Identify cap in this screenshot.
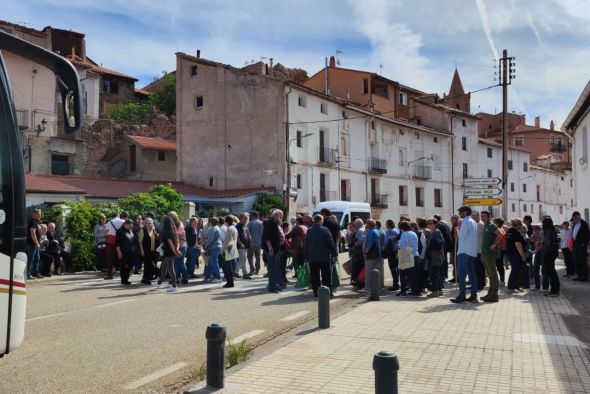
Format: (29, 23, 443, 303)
(458, 206, 472, 215)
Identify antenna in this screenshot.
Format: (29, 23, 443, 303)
(379, 64, 384, 74)
(335, 50, 342, 66)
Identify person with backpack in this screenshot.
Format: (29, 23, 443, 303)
(542, 216, 560, 296)
(105, 211, 127, 280)
(426, 218, 445, 298)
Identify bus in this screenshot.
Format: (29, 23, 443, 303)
(0, 30, 81, 357)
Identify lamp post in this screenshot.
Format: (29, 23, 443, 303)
(35, 118, 47, 137)
(286, 132, 313, 212)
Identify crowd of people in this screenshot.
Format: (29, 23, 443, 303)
(25, 205, 590, 302)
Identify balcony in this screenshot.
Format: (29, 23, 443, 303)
(340, 192, 351, 201)
(416, 200, 424, 207)
(550, 142, 566, 152)
(371, 194, 389, 209)
(413, 164, 432, 179)
(369, 157, 387, 174)
(15, 109, 29, 130)
(320, 189, 337, 202)
(318, 147, 337, 166)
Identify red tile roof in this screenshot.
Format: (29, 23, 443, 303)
(126, 135, 176, 151)
(25, 173, 273, 200)
(70, 59, 138, 81)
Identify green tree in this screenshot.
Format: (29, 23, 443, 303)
(252, 193, 287, 219)
(107, 101, 150, 123)
(149, 72, 176, 116)
(117, 184, 183, 219)
(65, 200, 101, 271)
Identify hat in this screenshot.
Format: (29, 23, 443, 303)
(571, 211, 581, 220)
(458, 206, 472, 215)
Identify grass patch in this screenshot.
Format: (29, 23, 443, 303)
(226, 340, 254, 368)
(196, 360, 207, 382)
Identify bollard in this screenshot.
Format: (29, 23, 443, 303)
(205, 323, 227, 389)
(318, 285, 331, 329)
(369, 269, 380, 301)
(373, 351, 399, 394)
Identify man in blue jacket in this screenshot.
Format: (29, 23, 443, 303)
(304, 215, 338, 297)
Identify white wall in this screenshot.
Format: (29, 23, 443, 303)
(571, 115, 590, 222)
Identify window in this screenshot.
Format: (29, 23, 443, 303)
(434, 137, 438, 143)
(415, 187, 424, 207)
(462, 163, 468, 178)
(51, 154, 70, 175)
(340, 136, 348, 156)
(523, 162, 528, 172)
(129, 146, 136, 171)
(209, 177, 214, 187)
(508, 160, 513, 170)
(296, 130, 302, 148)
(523, 183, 527, 193)
(320, 103, 327, 114)
(417, 119, 422, 126)
(102, 79, 119, 94)
(488, 124, 492, 130)
(515, 136, 524, 146)
(371, 121, 375, 130)
(362, 78, 369, 94)
(414, 131, 420, 140)
(462, 119, 466, 127)
(510, 183, 515, 192)
(434, 189, 442, 208)
(398, 149, 405, 166)
(531, 204, 534, 214)
(512, 203, 516, 212)
(523, 204, 527, 212)
(296, 174, 301, 189)
(158, 150, 165, 161)
(298, 95, 307, 107)
(195, 95, 204, 108)
(487, 169, 492, 178)
(583, 126, 588, 160)
(190, 65, 198, 76)
(398, 92, 408, 106)
(462, 136, 467, 151)
(487, 148, 492, 158)
(536, 185, 540, 201)
(399, 186, 408, 206)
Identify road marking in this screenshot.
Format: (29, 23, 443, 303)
(26, 312, 67, 322)
(95, 299, 137, 308)
(228, 329, 265, 345)
(124, 362, 187, 390)
(280, 311, 310, 321)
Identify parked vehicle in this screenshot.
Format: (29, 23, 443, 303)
(313, 201, 372, 252)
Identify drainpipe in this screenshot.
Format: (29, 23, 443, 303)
(285, 83, 292, 212)
(324, 57, 329, 94)
(450, 115, 457, 213)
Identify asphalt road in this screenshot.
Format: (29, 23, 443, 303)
(0, 254, 364, 393)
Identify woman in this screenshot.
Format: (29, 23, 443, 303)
(221, 215, 239, 288)
(157, 215, 182, 293)
(398, 221, 420, 296)
(506, 218, 528, 293)
(132, 215, 143, 275)
(560, 221, 575, 277)
(542, 217, 560, 296)
(384, 220, 400, 291)
(415, 219, 430, 292)
(286, 216, 307, 278)
(363, 219, 382, 292)
(236, 213, 252, 279)
(139, 218, 159, 285)
(169, 211, 189, 284)
(492, 217, 507, 283)
(93, 214, 107, 272)
(185, 217, 200, 279)
(426, 218, 445, 298)
(531, 225, 544, 290)
(349, 219, 366, 289)
(203, 217, 223, 284)
(115, 219, 135, 286)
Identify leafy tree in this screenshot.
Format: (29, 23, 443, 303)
(149, 72, 176, 116)
(117, 184, 183, 219)
(252, 193, 287, 219)
(107, 101, 150, 123)
(64, 200, 101, 271)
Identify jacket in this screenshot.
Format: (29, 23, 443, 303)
(573, 220, 590, 247)
(222, 225, 239, 261)
(304, 224, 337, 263)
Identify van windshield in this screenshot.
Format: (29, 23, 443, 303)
(312, 211, 343, 226)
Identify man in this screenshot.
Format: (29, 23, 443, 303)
(235, 213, 252, 279)
(105, 211, 127, 279)
(320, 208, 341, 246)
(434, 214, 452, 279)
(471, 210, 486, 291)
(247, 211, 264, 275)
(26, 209, 42, 280)
(571, 211, 589, 281)
(451, 206, 479, 304)
(46, 222, 72, 274)
(262, 209, 285, 293)
(303, 214, 313, 228)
(304, 215, 337, 297)
(480, 211, 499, 302)
(448, 215, 460, 282)
(185, 217, 200, 278)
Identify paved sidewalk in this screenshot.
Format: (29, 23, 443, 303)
(189, 282, 590, 393)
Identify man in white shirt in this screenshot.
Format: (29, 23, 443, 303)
(104, 211, 127, 279)
(451, 206, 479, 304)
(472, 210, 486, 291)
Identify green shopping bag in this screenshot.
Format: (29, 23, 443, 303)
(331, 262, 341, 288)
(296, 263, 310, 288)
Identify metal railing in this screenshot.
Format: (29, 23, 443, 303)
(320, 189, 337, 202)
(413, 164, 432, 179)
(371, 194, 389, 209)
(340, 193, 351, 201)
(369, 157, 387, 174)
(550, 142, 566, 152)
(15, 108, 29, 129)
(318, 147, 336, 165)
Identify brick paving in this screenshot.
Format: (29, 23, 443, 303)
(190, 283, 590, 393)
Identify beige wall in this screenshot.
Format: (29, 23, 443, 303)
(130, 147, 176, 181)
(176, 54, 286, 192)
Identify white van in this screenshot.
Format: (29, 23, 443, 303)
(312, 201, 372, 252)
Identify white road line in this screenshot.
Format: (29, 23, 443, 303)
(95, 299, 137, 308)
(124, 362, 187, 390)
(280, 310, 310, 322)
(228, 329, 265, 345)
(26, 312, 67, 322)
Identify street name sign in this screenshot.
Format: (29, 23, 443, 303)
(463, 177, 503, 187)
(464, 188, 503, 197)
(463, 198, 503, 206)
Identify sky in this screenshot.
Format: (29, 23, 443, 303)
(3, 0, 590, 128)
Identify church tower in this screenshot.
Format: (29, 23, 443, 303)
(444, 69, 471, 113)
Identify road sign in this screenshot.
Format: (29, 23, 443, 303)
(463, 177, 503, 187)
(463, 198, 503, 206)
(463, 188, 503, 197)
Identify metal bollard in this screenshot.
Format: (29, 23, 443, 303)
(318, 285, 330, 329)
(373, 351, 399, 394)
(205, 323, 227, 389)
(369, 269, 380, 301)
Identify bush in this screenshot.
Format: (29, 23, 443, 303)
(65, 200, 101, 271)
(149, 72, 176, 116)
(117, 184, 183, 219)
(253, 193, 287, 219)
(107, 101, 150, 123)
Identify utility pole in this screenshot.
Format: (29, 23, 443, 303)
(499, 49, 515, 220)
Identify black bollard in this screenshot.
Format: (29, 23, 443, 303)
(373, 351, 399, 394)
(369, 269, 380, 301)
(318, 285, 330, 329)
(206, 323, 227, 389)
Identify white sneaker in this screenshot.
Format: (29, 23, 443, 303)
(167, 287, 178, 293)
(211, 279, 222, 284)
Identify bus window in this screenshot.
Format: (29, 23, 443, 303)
(351, 211, 371, 222)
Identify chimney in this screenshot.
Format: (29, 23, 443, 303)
(196, 49, 201, 58)
(329, 56, 336, 68)
(534, 116, 540, 128)
(269, 58, 273, 76)
(550, 120, 554, 131)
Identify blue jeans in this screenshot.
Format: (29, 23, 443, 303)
(204, 247, 221, 280)
(265, 252, 281, 291)
(26, 245, 40, 277)
(174, 246, 188, 279)
(457, 253, 477, 298)
(429, 264, 443, 292)
(533, 251, 545, 289)
(186, 247, 200, 275)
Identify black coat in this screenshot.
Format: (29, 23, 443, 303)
(573, 220, 590, 247)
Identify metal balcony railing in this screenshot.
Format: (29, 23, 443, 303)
(550, 142, 566, 152)
(320, 189, 337, 202)
(318, 147, 336, 165)
(371, 194, 388, 209)
(413, 164, 432, 179)
(340, 193, 351, 202)
(369, 157, 387, 174)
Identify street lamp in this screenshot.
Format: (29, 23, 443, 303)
(286, 132, 313, 207)
(406, 154, 434, 166)
(35, 118, 47, 137)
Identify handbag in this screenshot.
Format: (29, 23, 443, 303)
(567, 236, 574, 252)
(331, 262, 341, 288)
(342, 260, 352, 275)
(398, 247, 415, 270)
(296, 263, 310, 288)
(156, 244, 164, 257)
